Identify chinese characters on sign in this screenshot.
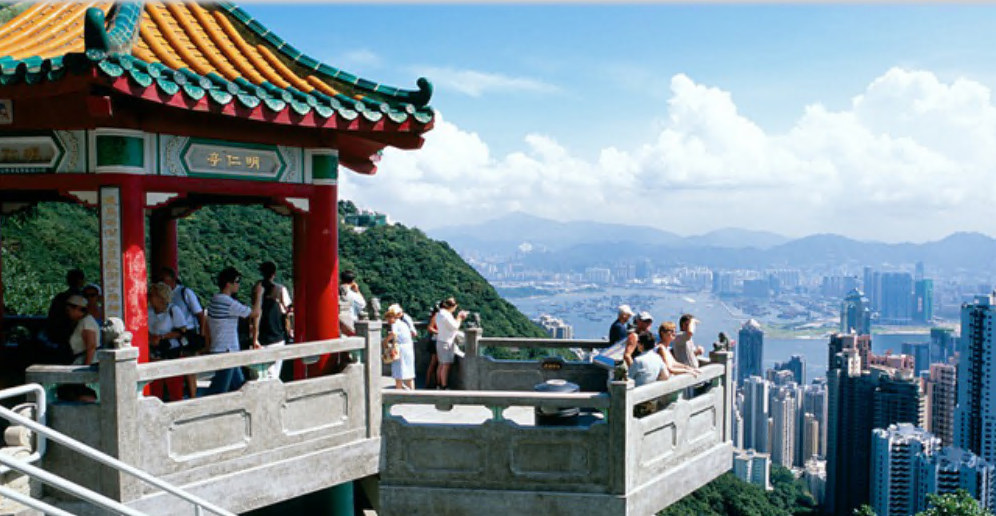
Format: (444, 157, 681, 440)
(0, 136, 59, 173)
(100, 187, 124, 320)
(185, 142, 280, 179)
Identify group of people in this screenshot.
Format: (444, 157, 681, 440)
(610, 305, 706, 387)
(44, 261, 295, 402)
(383, 296, 468, 391)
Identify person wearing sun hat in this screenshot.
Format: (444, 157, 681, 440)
(385, 303, 416, 391)
(609, 304, 635, 346)
(56, 294, 100, 402)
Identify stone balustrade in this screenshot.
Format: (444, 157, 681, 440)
(23, 321, 383, 515)
(380, 338, 734, 516)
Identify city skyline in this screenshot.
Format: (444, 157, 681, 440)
(243, 4, 996, 242)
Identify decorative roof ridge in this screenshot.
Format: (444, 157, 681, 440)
(106, 2, 145, 53)
(214, 2, 433, 109)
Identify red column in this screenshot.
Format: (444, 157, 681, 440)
(149, 210, 178, 277)
(305, 184, 339, 376)
(292, 211, 308, 380)
(119, 177, 149, 363)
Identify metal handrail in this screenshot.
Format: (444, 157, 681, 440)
(0, 384, 235, 516)
(0, 382, 46, 474)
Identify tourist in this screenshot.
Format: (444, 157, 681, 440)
(251, 261, 293, 381)
(46, 268, 86, 346)
(339, 270, 366, 336)
(657, 322, 702, 379)
(622, 311, 656, 367)
(629, 331, 666, 387)
(423, 303, 441, 389)
(385, 304, 416, 390)
(672, 314, 705, 368)
(148, 282, 187, 401)
(82, 284, 104, 326)
(160, 267, 206, 398)
(204, 267, 262, 395)
(435, 297, 467, 390)
(57, 294, 99, 402)
(609, 304, 634, 346)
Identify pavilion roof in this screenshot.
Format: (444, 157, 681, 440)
(0, 2, 434, 172)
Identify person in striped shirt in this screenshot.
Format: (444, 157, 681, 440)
(204, 267, 262, 395)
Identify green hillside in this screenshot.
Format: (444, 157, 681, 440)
(659, 466, 818, 516)
(0, 201, 546, 340)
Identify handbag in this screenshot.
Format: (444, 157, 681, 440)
(382, 333, 399, 364)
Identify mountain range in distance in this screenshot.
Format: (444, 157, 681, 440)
(426, 212, 996, 275)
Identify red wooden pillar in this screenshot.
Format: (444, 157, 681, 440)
(149, 210, 178, 277)
(292, 211, 308, 379)
(305, 184, 339, 376)
(100, 177, 149, 363)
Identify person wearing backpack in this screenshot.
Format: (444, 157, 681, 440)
(250, 261, 293, 381)
(160, 267, 206, 398)
(148, 282, 189, 401)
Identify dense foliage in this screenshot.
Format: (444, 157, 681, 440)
(1, 201, 545, 340)
(659, 466, 818, 516)
(856, 490, 993, 516)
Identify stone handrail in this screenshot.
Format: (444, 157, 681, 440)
(21, 365, 99, 386)
(384, 389, 611, 410)
(136, 338, 364, 382)
(25, 322, 385, 514)
(380, 349, 733, 513)
(477, 337, 607, 350)
(628, 362, 725, 406)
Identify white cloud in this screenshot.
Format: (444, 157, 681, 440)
(410, 66, 559, 97)
(341, 67, 996, 243)
(337, 49, 382, 69)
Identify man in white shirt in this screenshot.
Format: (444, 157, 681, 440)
(339, 270, 366, 336)
(205, 267, 261, 395)
(672, 314, 705, 368)
(160, 267, 205, 333)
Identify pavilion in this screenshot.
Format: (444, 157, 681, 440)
(0, 1, 435, 369)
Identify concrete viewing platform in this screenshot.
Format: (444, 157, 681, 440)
(2, 322, 733, 516)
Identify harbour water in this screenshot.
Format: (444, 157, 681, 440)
(508, 287, 933, 384)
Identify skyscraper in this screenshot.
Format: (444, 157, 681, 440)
(870, 424, 941, 516)
(829, 333, 871, 372)
(927, 363, 958, 448)
(802, 413, 820, 465)
(917, 447, 996, 512)
(803, 381, 829, 458)
(732, 449, 773, 491)
(770, 385, 797, 468)
(955, 293, 996, 464)
(880, 272, 914, 325)
(841, 288, 872, 335)
(915, 279, 934, 324)
(774, 354, 806, 386)
(737, 320, 764, 385)
(902, 341, 931, 376)
(826, 350, 926, 515)
(930, 328, 957, 364)
(743, 376, 770, 453)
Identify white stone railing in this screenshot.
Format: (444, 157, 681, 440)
(460, 329, 612, 391)
(380, 350, 733, 515)
(24, 321, 384, 514)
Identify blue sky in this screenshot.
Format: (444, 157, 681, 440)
(247, 4, 996, 242)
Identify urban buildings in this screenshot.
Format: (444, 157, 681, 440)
(828, 333, 871, 372)
(826, 349, 926, 515)
(917, 447, 995, 512)
(880, 272, 914, 325)
(737, 319, 764, 385)
(930, 327, 957, 364)
(841, 288, 872, 335)
(732, 449, 773, 491)
(915, 279, 934, 324)
(770, 385, 798, 468)
(955, 293, 996, 464)
(532, 314, 574, 339)
(902, 341, 931, 376)
(870, 424, 940, 516)
(774, 354, 806, 386)
(803, 381, 829, 459)
(743, 376, 770, 454)
(805, 459, 827, 506)
(926, 363, 958, 447)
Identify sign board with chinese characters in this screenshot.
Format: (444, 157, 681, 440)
(0, 135, 62, 173)
(99, 187, 124, 320)
(181, 138, 286, 181)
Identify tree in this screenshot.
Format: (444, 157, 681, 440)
(918, 490, 993, 516)
(854, 505, 878, 516)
